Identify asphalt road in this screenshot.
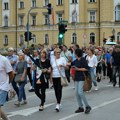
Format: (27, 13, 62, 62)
(3, 78, 120, 120)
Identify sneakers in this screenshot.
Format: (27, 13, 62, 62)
(39, 105, 44, 111)
(55, 104, 60, 112)
(29, 88, 35, 92)
(94, 86, 98, 91)
(21, 100, 27, 105)
(14, 101, 20, 107)
(85, 106, 92, 114)
(14, 100, 27, 106)
(75, 107, 84, 113)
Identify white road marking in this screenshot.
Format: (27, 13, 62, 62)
(59, 97, 120, 120)
(7, 103, 54, 117)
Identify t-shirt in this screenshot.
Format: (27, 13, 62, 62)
(0, 55, 13, 91)
(71, 57, 89, 81)
(61, 50, 72, 62)
(105, 53, 111, 64)
(51, 57, 67, 78)
(16, 61, 27, 82)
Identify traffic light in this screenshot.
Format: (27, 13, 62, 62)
(24, 32, 32, 41)
(47, 3, 52, 15)
(110, 35, 115, 42)
(103, 38, 107, 44)
(58, 24, 67, 34)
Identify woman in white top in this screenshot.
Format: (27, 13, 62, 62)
(86, 47, 98, 90)
(51, 48, 68, 112)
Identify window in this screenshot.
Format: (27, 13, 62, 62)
(32, 16, 36, 25)
(90, 33, 95, 44)
(19, 16, 24, 26)
(32, 0, 36, 7)
(89, 11, 96, 22)
(4, 2, 9, 10)
(45, 0, 49, 6)
(115, 5, 120, 21)
(45, 34, 49, 45)
(71, 0, 77, 4)
(58, 0, 63, 5)
(19, 35, 24, 44)
(117, 32, 120, 44)
(44, 15, 49, 25)
(4, 16, 8, 27)
(72, 33, 77, 44)
(57, 13, 62, 22)
(89, 0, 96, 2)
(4, 35, 8, 45)
(19, 1, 24, 9)
(32, 34, 36, 43)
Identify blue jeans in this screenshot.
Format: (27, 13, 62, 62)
(75, 81, 89, 108)
(89, 67, 97, 86)
(18, 82, 26, 102)
(0, 90, 7, 106)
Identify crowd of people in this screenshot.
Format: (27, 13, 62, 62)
(0, 43, 120, 120)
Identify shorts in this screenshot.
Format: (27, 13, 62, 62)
(0, 90, 8, 106)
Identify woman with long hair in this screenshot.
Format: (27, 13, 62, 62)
(32, 49, 51, 111)
(86, 47, 98, 91)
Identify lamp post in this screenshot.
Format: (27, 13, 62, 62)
(26, 6, 52, 47)
(15, 0, 18, 53)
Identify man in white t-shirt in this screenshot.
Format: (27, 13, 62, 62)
(0, 54, 14, 120)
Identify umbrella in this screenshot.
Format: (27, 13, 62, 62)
(105, 41, 117, 45)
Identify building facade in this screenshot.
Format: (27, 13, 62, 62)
(0, 0, 120, 49)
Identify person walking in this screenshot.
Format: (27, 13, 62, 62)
(0, 53, 14, 120)
(51, 48, 68, 112)
(32, 49, 51, 111)
(86, 47, 98, 91)
(71, 49, 91, 114)
(111, 45, 120, 87)
(6, 47, 19, 98)
(14, 51, 27, 107)
(105, 48, 113, 83)
(61, 45, 72, 83)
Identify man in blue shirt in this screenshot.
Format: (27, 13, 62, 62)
(105, 48, 113, 83)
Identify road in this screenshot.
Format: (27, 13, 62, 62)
(3, 78, 120, 120)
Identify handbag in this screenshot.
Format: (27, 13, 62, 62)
(83, 72, 92, 91)
(14, 74, 24, 83)
(55, 59, 69, 87)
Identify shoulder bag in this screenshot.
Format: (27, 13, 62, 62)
(15, 73, 24, 83)
(83, 72, 92, 91)
(55, 59, 68, 87)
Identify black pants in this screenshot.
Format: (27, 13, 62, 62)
(107, 63, 113, 82)
(52, 77, 62, 104)
(65, 68, 70, 83)
(102, 64, 106, 76)
(27, 67, 32, 87)
(34, 83, 46, 106)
